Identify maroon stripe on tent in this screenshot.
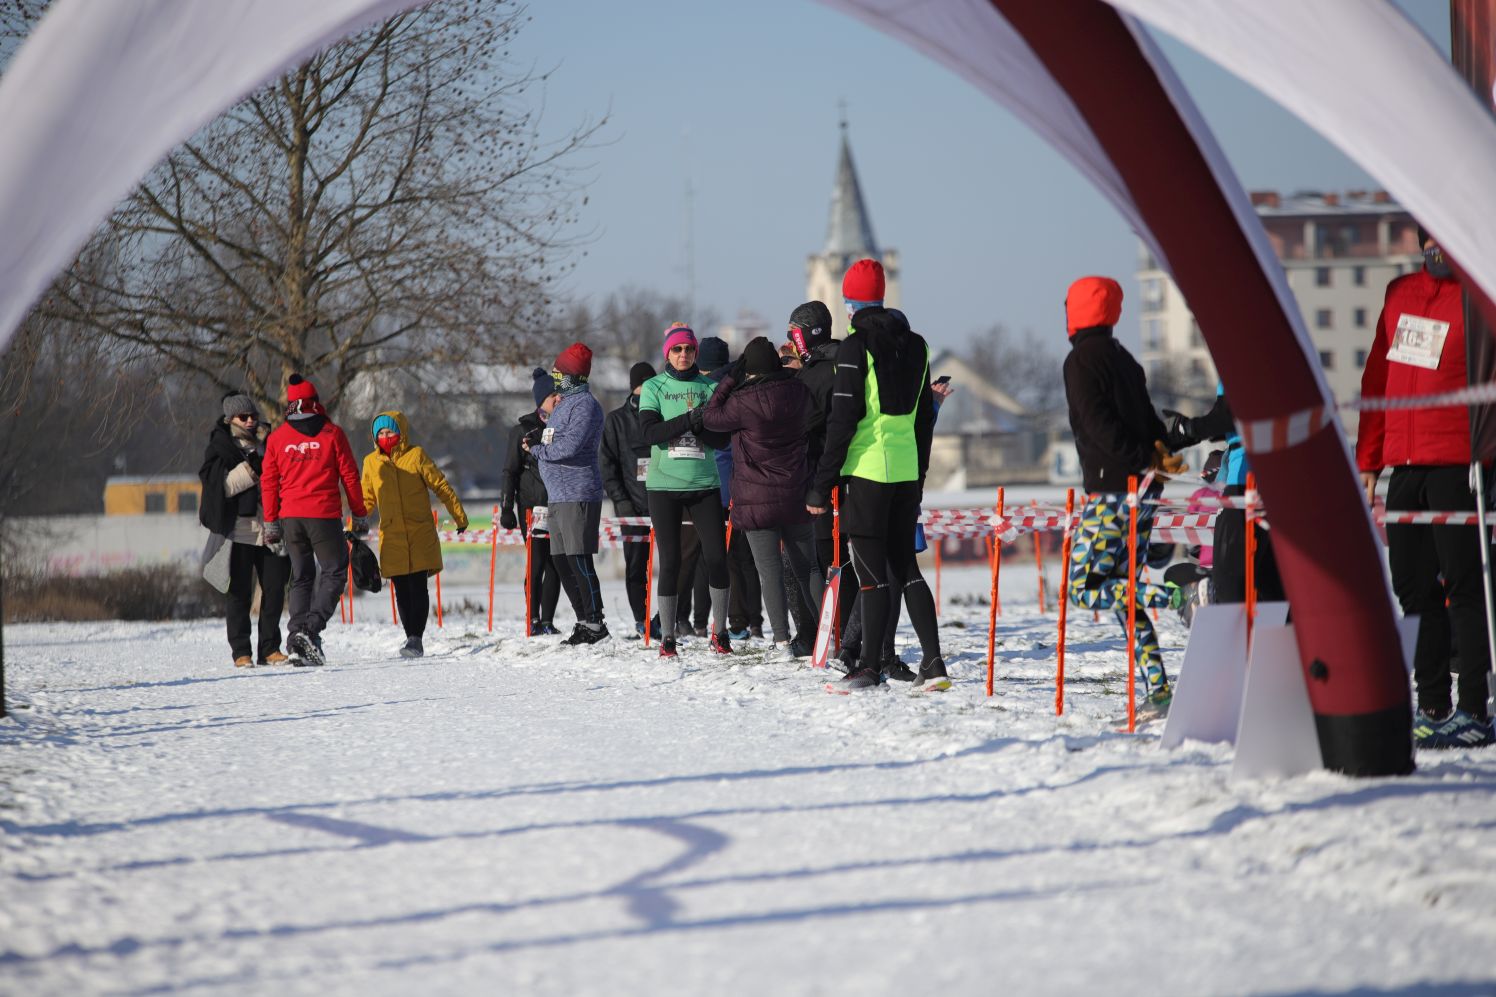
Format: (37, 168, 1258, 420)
(992, 0, 1411, 773)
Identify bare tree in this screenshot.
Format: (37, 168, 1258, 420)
(37, 0, 602, 419)
(966, 323, 1067, 417)
(580, 286, 722, 363)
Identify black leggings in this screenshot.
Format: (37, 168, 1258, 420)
(391, 571, 430, 638)
(649, 489, 729, 594)
(553, 553, 605, 625)
(524, 526, 561, 625)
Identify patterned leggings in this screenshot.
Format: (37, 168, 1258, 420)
(1066, 492, 1172, 691)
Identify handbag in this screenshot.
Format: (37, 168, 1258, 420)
(346, 531, 383, 593)
(202, 533, 232, 594)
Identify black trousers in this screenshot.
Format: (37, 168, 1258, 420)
(523, 517, 561, 625)
(649, 489, 729, 596)
(727, 519, 763, 631)
(391, 571, 430, 638)
(553, 552, 605, 625)
(1387, 464, 1494, 718)
(621, 525, 650, 624)
(282, 517, 348, 637)
(1211, 506, 1285, 605)
(226, 541, 290, 660)
(841, 478, 940, 670)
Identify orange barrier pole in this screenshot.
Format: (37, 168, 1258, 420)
(432, 509, 443, 629)
(725, 500, 733, 551)
(994, 488, 1005, 618)
(524, 509, 534, 637)
(986, 490, 1004, 697)
(390, 585, 398, 625)
(934, 539, 942, 617)
(487, 505, 498, 633)
(1032, 499, 1046, 614)
(644, 527, 655, 648)
(1245, 472, 1258, 650)
(832, 487, 842, 653)
(1125, 475, 1139, 733)
(1056, 488, 1075, 715)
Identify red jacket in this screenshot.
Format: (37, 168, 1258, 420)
(1356, 269, 1470, 471)
(262, 419, 367, 522)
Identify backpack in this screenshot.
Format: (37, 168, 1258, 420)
(346, 531, 382, 593)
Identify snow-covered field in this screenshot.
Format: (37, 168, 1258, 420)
(3, 566, 1496, 996)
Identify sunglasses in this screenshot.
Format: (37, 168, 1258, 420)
(669, 344, 696, 354)
(232, 413, 258, 422)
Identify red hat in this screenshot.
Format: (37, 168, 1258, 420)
(1065, 276, 1123, 335)
(554, 341, 593, 377)
(842, 258, 886, 305)
(286, 373, 318, 402)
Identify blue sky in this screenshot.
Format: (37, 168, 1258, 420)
(520, 1, 1450, 355)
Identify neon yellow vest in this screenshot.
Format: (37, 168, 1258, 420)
(841, 345, 927, 483)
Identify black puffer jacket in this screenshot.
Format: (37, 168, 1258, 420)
(796, 338, 840, 482)
(600, 394, 650, 515)
(501, 411, 549, 515)
(1062, 325, 1167, 493)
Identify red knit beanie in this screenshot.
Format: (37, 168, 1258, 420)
(1065, 276, 1124, 335)
(842, 258, 885, 305)
(286, 374, 318, 402)
(554, 341, 593, 377)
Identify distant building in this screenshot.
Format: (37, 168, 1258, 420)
(805, 118, 900, 338)
(925, 350, 1049, 488)
(104, 474, 200, 516)
(1137, 189, 1422, 434)
(716, 309, 769, 353)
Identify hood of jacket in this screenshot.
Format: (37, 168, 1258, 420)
(369, 410, 412, 457)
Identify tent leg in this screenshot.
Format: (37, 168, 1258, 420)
(1472, 463, 1496, 694)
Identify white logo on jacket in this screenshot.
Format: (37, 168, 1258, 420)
(283, 440, 322, 455)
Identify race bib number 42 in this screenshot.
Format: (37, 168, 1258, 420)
(668, 433, 706, 460)
(1387, 314, 1451, 370)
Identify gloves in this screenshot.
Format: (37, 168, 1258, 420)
(1161, 409, 1198, 453)
(522, 427, 543, 449)
(687, 406, 706, 434)
(614, 500, 636, 518)
(350, 515, 370, 535)
(262, 520, 282, 545)
(500, 508, 518, 531)
(1150, 440, 1188, 477)
(456, 519, 468, 534)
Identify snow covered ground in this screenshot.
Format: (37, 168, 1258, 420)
(3, 565, 1496, 996)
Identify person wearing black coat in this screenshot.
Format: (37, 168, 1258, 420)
(501, 370, 562, 635)
(198, 391, 290, 667)
(601, 361, 658, 636)
(1061, 276, 1183, 708)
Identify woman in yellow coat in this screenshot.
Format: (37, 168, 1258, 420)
(361, 411, 468, 658)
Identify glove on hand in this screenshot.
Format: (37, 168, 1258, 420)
(350, 515, 370, 535)
(456, 519, 468, 534)
(500, 508, 518, 531)
(1150, 440, 1188, 477)
(687, 406, 706, 434)
(1161, 409, 1198, 453)
(262, 520, 282, 545)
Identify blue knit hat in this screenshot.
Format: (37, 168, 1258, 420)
(372, 414, 399, 437)
(531, 367, 552, 408)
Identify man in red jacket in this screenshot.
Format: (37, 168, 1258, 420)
(1358, 227, 1493, 749)
(260, 374, 368, 666)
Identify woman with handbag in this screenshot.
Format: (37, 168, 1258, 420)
(360, 410, 468, 658)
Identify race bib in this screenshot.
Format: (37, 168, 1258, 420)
(668, 433, 705, 460)
(1386, 314, 1451, 370)
(541, 427, 555, 445)
(636, 457, 650, 481)
(530, 506, 548, 532)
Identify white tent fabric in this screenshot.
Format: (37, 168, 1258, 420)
(0, 0, 424, 354)
(1110, 0, 1496, 320)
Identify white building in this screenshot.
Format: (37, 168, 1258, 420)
(1137, 189, 1423, 435)
(805, 119, 899, 339)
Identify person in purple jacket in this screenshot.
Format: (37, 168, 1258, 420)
(525, 341, 609, 645)
(702, 337, 823, 658)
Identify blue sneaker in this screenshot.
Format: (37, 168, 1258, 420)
(728, 627, 751, 641)
(1416, 710, 1495, 750)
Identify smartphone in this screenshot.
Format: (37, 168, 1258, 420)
(933, 375, 952, 386)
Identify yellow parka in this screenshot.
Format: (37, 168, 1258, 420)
(360, 410, 468, 578)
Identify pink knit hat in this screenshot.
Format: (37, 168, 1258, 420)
(662, 322, 698, 358)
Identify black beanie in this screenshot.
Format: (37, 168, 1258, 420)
(531, 367, 552, 409)
(629, 361, 656, 391)
(742, 337, 779, 377)
(698, 336, 730, 371)
(787, 301, 833, 357)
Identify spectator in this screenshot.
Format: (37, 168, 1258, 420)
(501, 370, 562, 636)
(601, 360, 659, 638)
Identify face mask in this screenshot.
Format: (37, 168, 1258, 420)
(1425, 246, 1454, 279)
(377, 433, 401, 454)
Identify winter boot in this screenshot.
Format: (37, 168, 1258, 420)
(260, 651, 289, 666)
(233, 655, 253, 668)
(400, 636, 424, 659)
(289, 631, 325, 667)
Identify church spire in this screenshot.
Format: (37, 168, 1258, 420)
(823, 112, 879, 260)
